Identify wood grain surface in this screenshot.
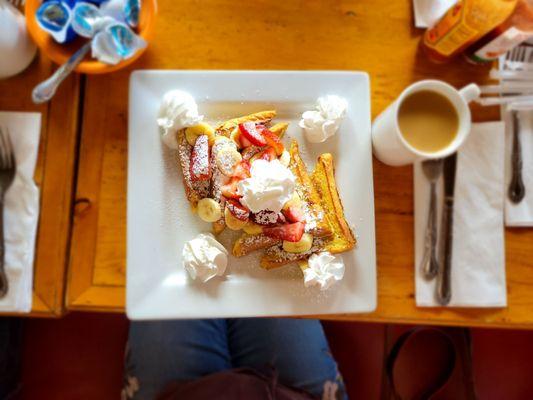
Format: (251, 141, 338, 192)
(0, 54, 80, 316)
(68, 0, 533, 328)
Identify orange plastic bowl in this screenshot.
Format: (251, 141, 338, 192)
(25, 0, 157, 74)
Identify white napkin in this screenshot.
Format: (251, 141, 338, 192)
(0, 112, 41, 313)
(413, 0, 455, 28)
(504, 110, 533, 227)
(414, 122, 507, 307)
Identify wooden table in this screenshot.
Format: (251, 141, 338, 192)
(66, 0, 533, 328)
(0, 55, 79, 316)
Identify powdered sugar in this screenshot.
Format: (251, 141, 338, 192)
(252, 210, 279, 225)
(190, 134, 210, 179)
(265, 237, 326, 263)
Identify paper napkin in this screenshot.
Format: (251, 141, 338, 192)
(0, 112, 41, 313)
(504, 110, 533, 227)
(414, 122, 507, 307)
(413, 0, 455, 28)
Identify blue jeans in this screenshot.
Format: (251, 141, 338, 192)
(122, 318, 347, 400)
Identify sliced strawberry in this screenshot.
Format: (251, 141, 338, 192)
(232, 160, 251, 179)
(282, 204, 305, 223)
(277, 212, 287, 224)
(189, 134, 211, 181)
(263, 222, 306, 242)
(251, 147, 277, 163)
(239, 122, 267, 146)
(252, 210, 280, 226)
(226, 199, 250, 221)
(258, 127, 284, 155)
(221, 177, 241, 199)
(239, 135, 253, 148)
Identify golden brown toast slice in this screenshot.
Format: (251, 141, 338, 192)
(311, 153, 356, 253)
(215, 110, 277, 138)
(176, 130, 210, 209)
(269, 122, 289, 138)
(288, 141, 332, 238)
(260, 237, 328, 270)
(259, 153, 355, 270)
(231, 140, 331, 257)
(233, 234, 280, 257)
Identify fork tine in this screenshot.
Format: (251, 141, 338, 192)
(0, 127, 12, 170)
(0, 128, 6, 169)
(1, 130, 7, 170)
(6, 128, 14, 168)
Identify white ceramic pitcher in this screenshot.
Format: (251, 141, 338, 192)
(0, 0, 37, 79)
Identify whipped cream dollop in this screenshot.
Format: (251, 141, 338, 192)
(182, 233, 228, 283)
(303, 252, 345, 290)
(157, 90, 203, 149)
(238, 159, 295, 213)
(299, 95, 347, 143)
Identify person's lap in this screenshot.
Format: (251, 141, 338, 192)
(123, 318, 346, 400)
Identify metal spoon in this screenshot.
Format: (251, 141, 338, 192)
(32, 41, 91, 104)
(420, 158, 443, 280)
(32, 4, 101, 104)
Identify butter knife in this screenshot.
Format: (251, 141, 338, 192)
(436, 153, 457, 306)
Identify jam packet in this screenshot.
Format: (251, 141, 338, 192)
(91, 22, 146, 65)
(36, 0, 76, 43)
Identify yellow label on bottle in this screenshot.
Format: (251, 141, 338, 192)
(424, 0, 518, 57)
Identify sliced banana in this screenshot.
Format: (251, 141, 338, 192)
(282, 191, 302, 211)
(229, 127, 242, 149)
(283, 233, 313, 253)
(197, 198, 222, 222)
(243, 221, 263, 235)
(279, 150, 290, 167)
(216, 147, 242, 176)
(224, 207, 247, 230)
(185, 122, 215, 146)
(214, 136, 236, 149)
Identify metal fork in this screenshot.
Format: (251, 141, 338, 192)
(420, 159, 443, 280)
(0, 127, 16, 298)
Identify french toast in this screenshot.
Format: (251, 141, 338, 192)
(215, 110, 277, 138)
(212, 120, 288, 235)
(232, 140, 332, 257)
(311, 153, 356, 253)
(259, 152, 355, 270)
(176, 130, 210, 209)
(174, 108, 355, 274)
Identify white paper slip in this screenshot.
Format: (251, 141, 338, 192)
(414, 122, 507, 307)
(504, 110, 533, 227)
(413, 0, 455, 28)
(0, 112, 41, 313)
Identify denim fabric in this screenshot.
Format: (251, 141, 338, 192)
(122, 318, 347, 400)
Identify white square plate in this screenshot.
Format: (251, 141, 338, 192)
(127, 71, 376, 319)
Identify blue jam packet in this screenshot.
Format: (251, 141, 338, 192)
(91, 22, 146, 64)
(124, 0, 140, 28)
(36, 0, 77, 43)
(106, 22, 145, 58)
(71, 2, 102, 38)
